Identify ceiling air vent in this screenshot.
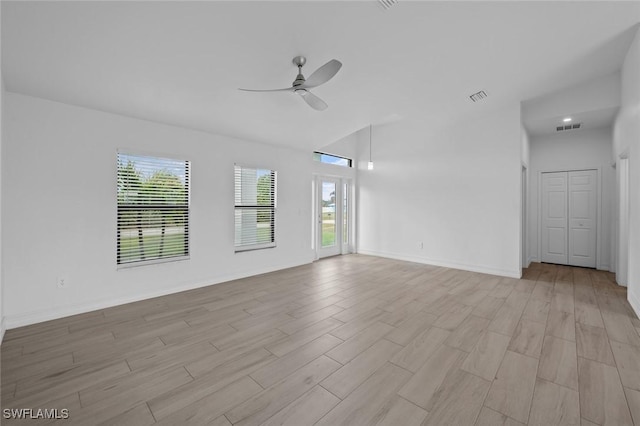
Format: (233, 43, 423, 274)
(469, 90, 488, 102)
(379, 0, 398, 10)
(556, 123, 582, 132)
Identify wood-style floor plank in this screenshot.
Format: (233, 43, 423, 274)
(527, 378, 580, 426)
(321, 339, 402, 399)
(1, 256, 637, 425)
(508, 319, 545, 359)
(576, 322, 615, 366)
(475, 406, 525, 426)
(389, 326, 450, 372)
(226, 355, 340, 426)
(538, 335, 578, 391)
(461, 330, 511, 381)
(484, 350, 538, 424)
(397, 343, 467, 410)
(422, 369, 491, 426)
(315, 363, 412, 426)
(610, 341, 640, 391)
(259, 386, 340, 426)
(578, 357, 633, 425)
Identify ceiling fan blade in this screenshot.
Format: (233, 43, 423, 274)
(299, 91, 328, 111)
(300, 59, 342, 88)
(238, 87, 292, 92)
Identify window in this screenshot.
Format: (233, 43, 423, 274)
(235, 165, 276, 251)
(313, 151, 352, 167)
(117, 152, 190, 266)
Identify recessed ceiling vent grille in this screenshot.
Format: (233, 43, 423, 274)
(556, 123, 582, 132)
(469, 90, 488, 102)
(378, 0, 398, 10)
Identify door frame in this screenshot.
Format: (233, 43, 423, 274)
(616, 154, 629, 286)
(536, 166, 602, 268)
(314, 175, 353, 259)
(521, 164, 528, 270)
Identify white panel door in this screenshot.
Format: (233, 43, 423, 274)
(541, 172, 568, 264)
(568, 170, 597, 268)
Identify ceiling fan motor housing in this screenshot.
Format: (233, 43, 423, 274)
(292, 74, 306, 87)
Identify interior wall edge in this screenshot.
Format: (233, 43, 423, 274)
(356, 249, 522, 279)
(4, 255, 313, 330)
(628, 287, 640, 319)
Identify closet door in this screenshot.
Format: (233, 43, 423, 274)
(568, 170, 597, 268)
(541, 172, 568, 264)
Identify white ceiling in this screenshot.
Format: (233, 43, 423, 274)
(522, 71, 623, 138)
(3, 1, 639, 151)
(525, 106, 620, 138)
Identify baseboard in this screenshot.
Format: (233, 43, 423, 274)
(357, 249, 521, 279)
(628, 288, 640, 319)
(597, 263, 611, 272)
(0, 317, 6, 345)
(5, 257, 314, 330)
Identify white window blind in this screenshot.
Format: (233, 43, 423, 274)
(234, 165, 276, 251)
(117, 152, 190, 266)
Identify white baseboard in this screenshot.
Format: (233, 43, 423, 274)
(5, 257, 314, 330)
(629, 288, 640, 319)
(0, 317, 5, 345)
(597, 263, 611, 272)
(357, 249, 521, 279)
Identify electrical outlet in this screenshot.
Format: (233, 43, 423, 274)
(57, 277, 68, 288)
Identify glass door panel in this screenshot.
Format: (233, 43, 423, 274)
(343, 182, 349, 245)
(317, 177, 341, 258)
(321, 181, 337, 247)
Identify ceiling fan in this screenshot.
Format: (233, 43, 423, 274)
(239, 56, 342, 111)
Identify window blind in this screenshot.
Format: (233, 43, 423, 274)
(234, 165, 276, 251)
(117, 152, 190, 265)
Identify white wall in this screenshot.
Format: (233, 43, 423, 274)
(357, 103, 523, 278)
(317, 129, 361, 168)
(312, 130, 359, 180)
(2, 92, 315, 328)
(613, 26, 640, 317)
(528, 127, 614, 270)
(0, 2, 4, 342)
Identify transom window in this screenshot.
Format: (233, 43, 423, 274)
(313, 152, 352, 168)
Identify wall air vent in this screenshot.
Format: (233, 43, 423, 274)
(469, 90, 488, 102)
(556, 123, 582, 132)
(379, 0, 398, 10)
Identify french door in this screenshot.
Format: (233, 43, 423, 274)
(316, 177, 350, 258)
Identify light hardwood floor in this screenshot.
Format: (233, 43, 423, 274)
(2, 255, 639, 425)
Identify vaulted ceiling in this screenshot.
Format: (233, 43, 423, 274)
(3, 1, 639, 150)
